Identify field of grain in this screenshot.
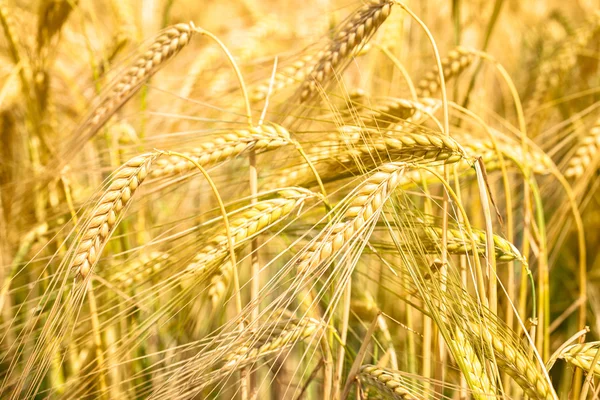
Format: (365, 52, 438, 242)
(1, 0, 600, 398)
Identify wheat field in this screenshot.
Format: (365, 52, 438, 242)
(1, 0, 600, 398)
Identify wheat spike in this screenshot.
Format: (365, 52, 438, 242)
(359, 365, 420, 399)
(452, 327, 497, 399)
(223, 317, 320, 368)
(111, 251, 170, 286)
(71, 153, 158, 280)
(266, 127, 465, 192)
(297, 162, 405, 272)
(469, 323, 557, 400)
(150, 123, 291, 179)
(560, 341, 600, 376)
(300, 0, 393, 101)
(416, 47, 476, 98)
(182, 188, 317, 302)
(565, 119, 600, 178)
(61, 23, 194, 166)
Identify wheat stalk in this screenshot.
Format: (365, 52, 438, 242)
(150, 123, 291, 179)
(416, 47, 476, 98)
(300, 0, 393, 101)
(358, 365, 420, 399)
(71, 153, 158, 280)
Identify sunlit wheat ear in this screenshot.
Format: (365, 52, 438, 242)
(456, 131, 553, 175)
(251, 45, 371, 102)
(559, 342, 600, 376)
(223, 317, 321, 369)
(297, 162, 405, 272)
(416, 47, 477, 98)
(564, 119, 600, 178)
(358, 365, 420, 399)
(300, 0, 393, 102)
(65, 23, 194, 156)
(36, 0, 75, 51)
(525, 11, 600, 117)
(111, 251, 170, 286)
(150, 123, 291, 179)
(70, 153, 158, 280)
(452, 328, 497, 399)
(182, 188, 318, 297)
(265, 127, 465, 191)
(469, 323, 557, 400)
(420, 224, 523, 262)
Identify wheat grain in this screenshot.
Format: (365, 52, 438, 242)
(300, 0, 393, 101)
(150, 123, 291, 179)
(358, 365, 420, 399)
(71, 153, 158, 280)
(416, 47, 476, 98)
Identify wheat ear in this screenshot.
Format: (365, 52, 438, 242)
(300, 0, 393, 101)
(470, 323, 557, 400)
(560, 342, 600, 376)
(64, 23, 194, 161)
(565, 119, 600, 178)
(452, 328, 497, 399)
(223, 317, 321, 369)
(111, 251, 170, 286)
(297, 162, 405, 272)
(182, 189, 317, 302)
(358, 365, 420, 399)
(71, 153, 158, 280)
(416, 47, 476, 98)
(150, 123, 291, 179)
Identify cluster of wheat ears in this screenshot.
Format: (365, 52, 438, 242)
(1, 0, 600, 398)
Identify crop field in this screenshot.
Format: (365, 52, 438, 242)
(1, 0, 600, 398)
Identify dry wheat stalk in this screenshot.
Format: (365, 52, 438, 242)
(111, 251, 170, 286)
(416, 47, 476, 98)
(182, 188, 317, 303)
(71, 153, 158, 279)
(358, 365, 420, 399)
(300, 0, 393, 101)
(297, 162, 405, 272)
(469, 323, 556, 400)
(150, 123, 291, 179)
(565, 119, 600, 178)
(560, 341, 600, 375)
(223, 317, 320, 368)
(452, 327, 497, 399)
(74, 23, 194, 148)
